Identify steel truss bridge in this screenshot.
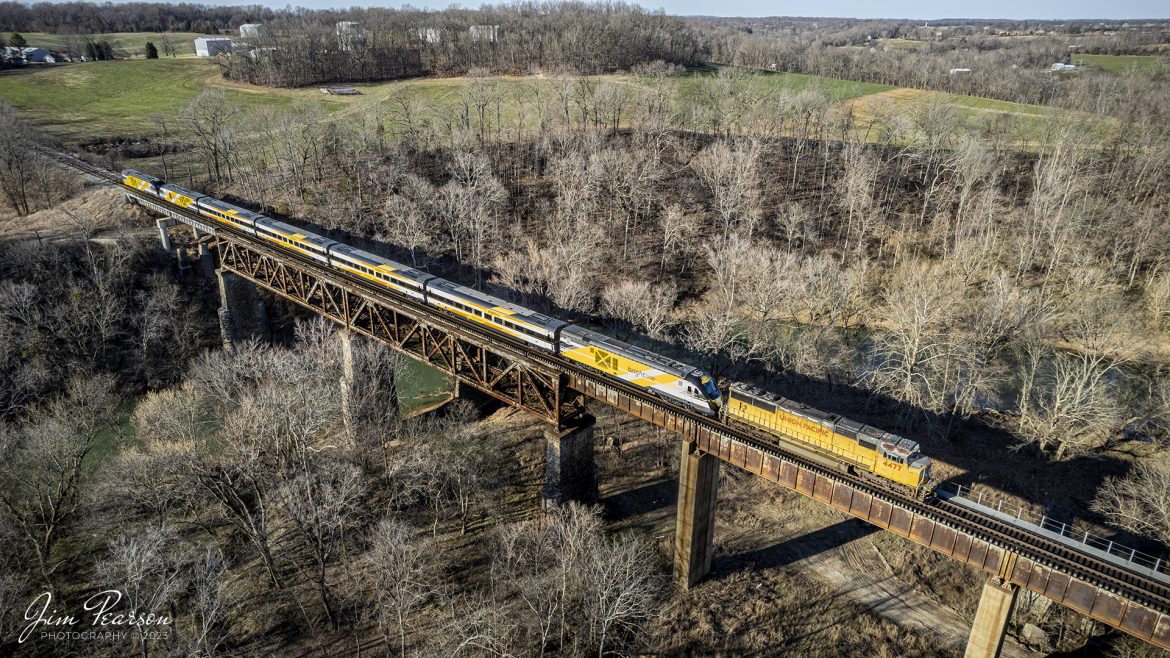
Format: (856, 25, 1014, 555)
(42, 147, 1170, 652)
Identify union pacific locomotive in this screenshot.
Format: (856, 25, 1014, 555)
(122, 168, 933, 496)
(727, 386, 932, 493)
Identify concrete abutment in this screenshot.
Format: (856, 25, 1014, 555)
(964, 578, 1018, 658)
(673, 441, 719, 590)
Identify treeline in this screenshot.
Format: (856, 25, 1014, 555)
(708, 24, 1170, 122)
(0, 1, 273, 34)
(703, 16, 1170, 50)
(224, 3, 707, 87)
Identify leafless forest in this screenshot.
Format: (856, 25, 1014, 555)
(2, 3, 1170, 657)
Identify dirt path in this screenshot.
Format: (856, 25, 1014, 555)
(739, 516, 1031, 657)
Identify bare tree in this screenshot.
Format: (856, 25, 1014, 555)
(834, 141, 881, 257)
(364, 518, 444, 656)
(383, 192, 435, 267)
(276, 458, 365, 629)
(1143, 269, 1170, 332)
(440, 151, 506, 282)
(105, 442, 195, 528)
(99, 526, 183, 658)
(1016, 346, 1121, 460)
(600, 280, 677, 340)
(0, 517, 27, 640)
(189, 547, 229, 657)
(862, 263, 964, 424)
(777, 201, 816, 253)
(657, 204, 703, 274)
(581, 533, 659, 657)
(181, 90, 241, 183)
(682, 301, 745, 375)
(690, 140, 763, 239)
(132, 383, 209, 446)
(488, 502, 659, 656)
(0, 102, 41, 215)
(0, 375, 121, 588)
(1092, 457, 1170, 545)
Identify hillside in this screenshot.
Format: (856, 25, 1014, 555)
(0, 57, 1115, 148)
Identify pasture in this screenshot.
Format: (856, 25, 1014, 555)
(1074, 54, 1166, 74)
(0, 54, 1114, 149)
(15, 31, 208, 58)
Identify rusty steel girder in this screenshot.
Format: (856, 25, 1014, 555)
(564, 368, 1170, 651)
(217, 238, 586, 428)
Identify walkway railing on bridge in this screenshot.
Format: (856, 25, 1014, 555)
(938, 483, 1170, 584)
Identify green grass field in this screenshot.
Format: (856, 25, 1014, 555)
(1073, 54, 1167, 74)
(685, 64, 894, 102)
(15, 31, 208, 58)
(0, 58, 349, 140)
(849, 86, 1114, 146)
(0, 53, 1114, 149)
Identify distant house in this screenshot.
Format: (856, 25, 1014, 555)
(194, 37, 232, 57)
(239, 24, 263, 39)
(949, 67, 973, 74)
(417, 27, 442, 44)
(1051, 62, 1077, 71)
(4, 46, 62, 63)
(336, 21, 363, 51)
(469, 25, 500, 43)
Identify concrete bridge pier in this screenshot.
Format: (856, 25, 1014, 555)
(156, 218, 174, 253)
(541, 414, 598, 511)
(674, 441, 719, 590)
(197, 243, 216, 278)
(964, 578, 1018, 658)
(339, 330, 398, 442)
(216, 268, 270, 349)
(157, 218, 193, 273)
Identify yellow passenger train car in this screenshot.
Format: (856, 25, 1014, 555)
(726, 385, 932, 493)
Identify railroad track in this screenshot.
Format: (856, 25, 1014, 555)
(40, 145, 1170, 618)
(934, 498, 1170, 605)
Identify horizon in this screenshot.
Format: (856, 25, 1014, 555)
(24, 0, 1170, 21)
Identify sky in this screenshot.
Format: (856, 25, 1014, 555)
(243, 0, 1168, 19)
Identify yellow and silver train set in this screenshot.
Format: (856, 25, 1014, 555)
(123, 168, 934, 496)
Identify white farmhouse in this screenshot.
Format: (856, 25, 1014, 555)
(239, 24, 263, 39)
(194, 37, 232, 57)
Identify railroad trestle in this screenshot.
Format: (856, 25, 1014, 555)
(34, 147, 1170, 653)
(217, 237, 588, 429)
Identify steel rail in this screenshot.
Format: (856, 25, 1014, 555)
(40, 147, 1170, 625)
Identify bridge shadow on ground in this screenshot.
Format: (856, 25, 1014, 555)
(600, 478, 675, 521)
(712, 517, 880, 577)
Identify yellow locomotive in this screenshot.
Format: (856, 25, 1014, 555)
(726, 385, 933, 494)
